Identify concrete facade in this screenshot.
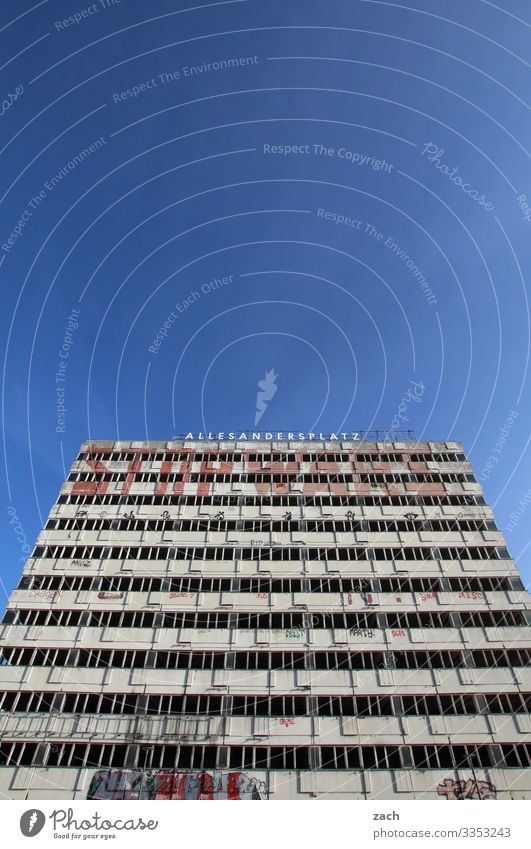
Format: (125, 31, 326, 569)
(0, 438, 530, 800)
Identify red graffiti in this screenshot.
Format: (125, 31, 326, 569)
(437, 778, 496, 800)
(279, 718, 295, 728)
(199, 460, 234, 475)
(458, 591, 484, 600)
(71, 481, 109, 495)
(419, 591, 437, 602)
(154, 460, 174, 495)
(120, 456, 142, 495)
(87, 769, 267, 800)
(391, 629, 406, 637)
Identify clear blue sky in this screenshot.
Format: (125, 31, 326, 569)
(1, 0, 530, 602)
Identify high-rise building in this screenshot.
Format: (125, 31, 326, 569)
(1, 436, 530, 801)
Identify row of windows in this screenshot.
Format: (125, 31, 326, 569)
(1, 690, 528, 717)
(5, 647, 531, 669)
(4, 608, 528, 629)
(80, 451, 467, 463)
(69, 471, 474, 484)
(18, 573, 522, 594)
(45, 517, 498, 534)
(59, 493, 487, 508)
(1, 741, 529, 770)
(5, 649, 526, 671)
(31, 544, 510, 561)
(3, 646, 530, 670)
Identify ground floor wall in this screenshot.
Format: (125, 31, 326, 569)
(1, 766, 530, 800)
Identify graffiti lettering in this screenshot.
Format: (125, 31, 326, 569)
(285, 628, 305, 639)
(26, 590, 58, 600)
(349, 627, 374, 638)
(279, 718, 295, 728)
(437, 778, 496, 800)
(87, 769, 267, 800)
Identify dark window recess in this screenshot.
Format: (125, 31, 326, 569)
(1, 742, 527, 770)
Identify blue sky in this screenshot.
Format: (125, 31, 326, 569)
(1, 0, 530, 599)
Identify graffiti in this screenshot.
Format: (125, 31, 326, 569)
(97, 592, 123, 600)
(26, 590, 58, 600)
(169, 592, 195, 599)
(419, 591, 437, 602)
(391, 629, 406, 637)
(285, 628, 305, 639)
(87, 770, 267, 800)
(437, 778, 496, 800)
(279, 718, 295, 728)
(71, 559, 91, 568)
(346, 592, 353, 605)
(458, 591, 483, 600)
(255, 593, 268, 599)
(349, 627, 375, 638)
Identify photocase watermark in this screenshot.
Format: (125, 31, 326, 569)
(112, 56, 259, 103)
(20, 809, 46, 837)
(19, 806, 158, 838)
(264, 142, 393, 172)
(54, 0, 122, 31)
(505, 487, 531, 533)
(505, 486, 531, 534)
(478, 410, 518, 481)
(148, 274, 234, 355)
(420, 143, 495, 212)
(366, 223, 437, 306)
(390, 380, 426, 429)
(1, 83, 23, 117)
(2, 137, 107, 255)
(56, 308, 81, 433)
(45, 137, 107, 192)
(316, 209, 436, 306)
(255, 369, 278, 425)
(317, 207, 363, 230)
(6, 505, 32, 562)
(516, 194, 531, 224)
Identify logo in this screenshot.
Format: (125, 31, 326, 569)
(255, 368, 278, 425)
(20, 810, 46, 837)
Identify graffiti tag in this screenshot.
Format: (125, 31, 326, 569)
(437, 778, 497, 800)
(87, 769, 267, 800)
